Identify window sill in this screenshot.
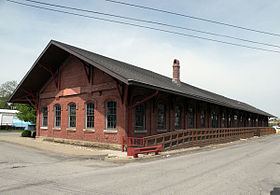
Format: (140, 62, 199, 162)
(83, 128, 95, 132)
(53, 128, 61, 131)
(157, 129, 167, 132)
(104, 129, 118, 133)
(134, 130, 147, 134)
(40, 127, 48, 130)
(66, 128, 76, 132)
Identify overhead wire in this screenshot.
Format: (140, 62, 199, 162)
(6, 0, 280, 54)
(104, 0, 280, 37)
(16, 0, 280, 49)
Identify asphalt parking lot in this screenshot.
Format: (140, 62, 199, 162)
(0, 133, 280, 194)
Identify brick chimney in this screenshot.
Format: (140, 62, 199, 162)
(172, 59, 180, 85)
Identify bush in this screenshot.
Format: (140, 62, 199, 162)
(31, 131, 36, 138)
(21, 130, 31, 137)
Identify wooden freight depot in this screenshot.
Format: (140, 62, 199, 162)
(9, 40, 275, 154)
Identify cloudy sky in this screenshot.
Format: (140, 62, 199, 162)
(0, 0, 279, 117)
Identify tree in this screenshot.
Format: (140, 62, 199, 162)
(0, 80, 18, 109)
(16, 104, 36, 124)
(0, 80, 36, 124)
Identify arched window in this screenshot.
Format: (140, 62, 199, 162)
(211, 111, 218, 128)
(228, 114, 232, 127)
(252, 118, 255, 127)
(200, 109, 206, 128)
(221, 113, 226, 128)
(41, 107, 48, 127)
(233, 115, 238, 127)
(106, 101, 117, 129)
(157, 103, 166, 130)
(68, 103, 76, 128)
(85, 102, 94, 129)
(240, 115, 243, 127)
(54, 104, 61, 128)
(174, 105, 182, 129)
(187, 105, 195, 128)
(135, 104, 145, 131)
(248, 117, 251, 127)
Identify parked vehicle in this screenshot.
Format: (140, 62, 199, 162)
(272, 126, 280, 134)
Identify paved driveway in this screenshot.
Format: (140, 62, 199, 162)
(1, 134, 280, 194)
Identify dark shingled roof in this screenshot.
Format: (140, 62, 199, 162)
(10, 40, 273, 117)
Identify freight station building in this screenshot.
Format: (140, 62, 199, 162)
(9, 40, 274, 150)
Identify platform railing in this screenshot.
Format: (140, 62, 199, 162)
(142, 127, 275, 150)
(122, 136, 145, 151)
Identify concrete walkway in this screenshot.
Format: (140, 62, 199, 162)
(0, 132, 128, 160)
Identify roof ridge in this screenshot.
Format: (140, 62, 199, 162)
(52, 40, 176, 81)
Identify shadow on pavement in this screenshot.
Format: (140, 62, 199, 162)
(270, 187, 280, 195)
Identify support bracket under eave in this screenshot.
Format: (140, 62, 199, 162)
(81, 60, 94, 84)
(115, 79, 127, 104)
(22, 89, 37, 107)
(130, 90, 159, 109)
(39, 63, 60, 89)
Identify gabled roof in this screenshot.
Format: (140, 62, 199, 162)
(9, 40, 273, 117)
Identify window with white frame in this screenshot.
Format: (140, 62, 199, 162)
(248, 117, 251, 127)
(233, 114, 238, 127)
(68, 103, 76, 128)
(106, 101, 117, 129)
(240, 115, 243, 127)
(135, 104, 145, 131)
(157, 103, 166, 130)
(221, 113, 226, 128)
(86, 102, 94, 129)
(54, 104, 61, 128)
(174, 105, 182, 129)
(200, 109, 206, 128)
(41, 107, 48, 127)
(228, 114, 233, 127)
(187, 106, 195, 128)
(211, 111, 218, 128)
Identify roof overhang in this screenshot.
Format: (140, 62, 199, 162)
(9, 40, 128, 105)
(128, 80, 274, 117)
(9, 40, 274, 117)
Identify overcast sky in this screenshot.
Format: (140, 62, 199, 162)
(0, 0, 279, 117)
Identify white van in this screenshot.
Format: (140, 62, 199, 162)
(273, 126, 280, 133)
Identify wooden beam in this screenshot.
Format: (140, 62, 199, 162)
(39, 63, 60, 89)
(115, 79, 123, 103)
(90, 66, 94, 85)
(122, 84, 128, 105)
(39, 64, 54, 76)
(22, 89, 37, 106)
(25, 96, 35, 107)
(82, 61, 91, 83)
(130, 90, 159, 109)
(152, 93, 160, 113)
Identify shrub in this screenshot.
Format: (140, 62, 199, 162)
(21, 130, 31, 137)
(31, 131, 36, 138)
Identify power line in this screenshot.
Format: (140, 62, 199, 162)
(19, 0, 280, 49)
(104, 0, 280, 37)
(6, 0, 280, 54)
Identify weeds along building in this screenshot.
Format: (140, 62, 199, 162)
(9, 40, 274, 149)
